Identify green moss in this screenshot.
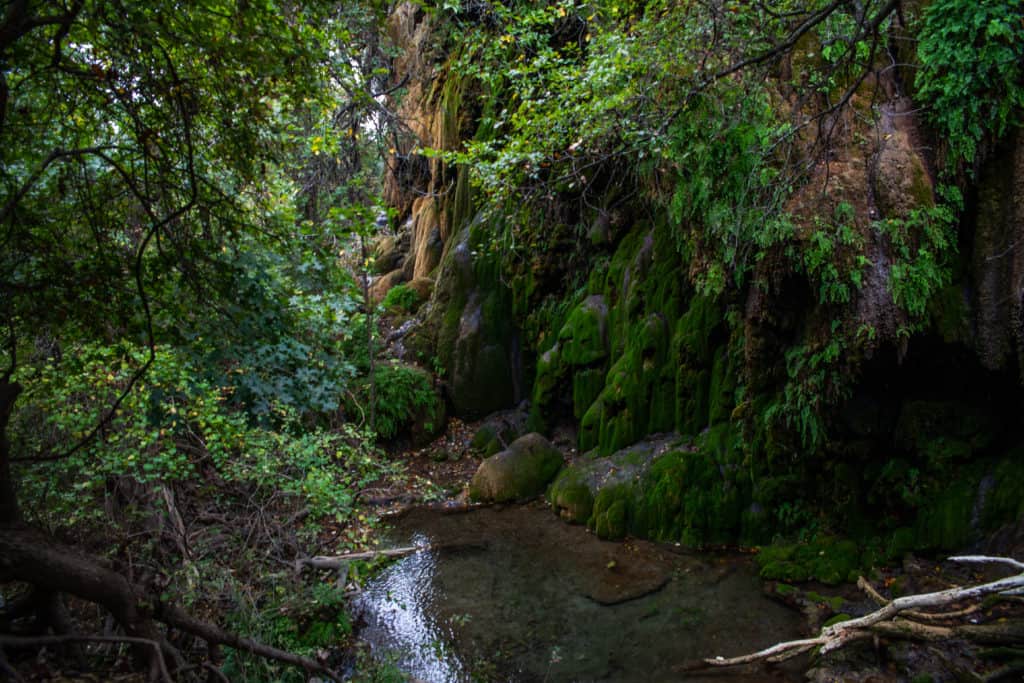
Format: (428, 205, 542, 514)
(529, 344, 564, 433)
(807, 591, 846, 613)
(589, 313, 673, 455)
(589, 484, 634, 540)
(629, 445, 745, 546)
(558, 296, 608, 366)
(757, 537, 864, 585)
(908, 159, 936, 208)
(573, 368, 605, 420)
(760, 559, 810, 583)
(675, 366, 710, 435)
(381, 283, 423, 314)
(914, 471, 979, 550)
(450, 164, 475, 238)
(601, 499, 628, 540)
(675, 295, 722, 364)
(548, 467, 595, 523)
(707, 346, 737, 425)
(649, 372, 676, 433)
(470, 424, 498, 451)
(600, 406, 639, 456)
(578, 398, 604, 453)
(982, 448, 1024, 530)
(886, 527, 917, 560)
(774, 583, 797, 597)
(470, 424, 504, 457)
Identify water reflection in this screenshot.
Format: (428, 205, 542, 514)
(354, 532, 468, 682)
(353, 506, 802, 682)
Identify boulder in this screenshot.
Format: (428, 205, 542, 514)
(372, 234, 405, 274)
(369, 269, 407, 304)
(469, 433, 563, 503)
(405, 276, 434, 303)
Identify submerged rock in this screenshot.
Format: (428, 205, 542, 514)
(469, 433, 563, 503)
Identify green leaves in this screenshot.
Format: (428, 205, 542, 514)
(12, 341, 389, 528)
(876, 194, 959, 321)
(916, 0, 1024, 170)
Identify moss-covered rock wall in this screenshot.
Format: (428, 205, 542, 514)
(380, 1, 1024, 562)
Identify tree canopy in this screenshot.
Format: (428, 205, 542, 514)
(0, 1, 402, 678)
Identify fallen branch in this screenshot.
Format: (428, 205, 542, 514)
(700, 555, 1024, 668)
(295, 544, 425, 572)
(859, 575, 982, 622)
(156, 603, 339, 681)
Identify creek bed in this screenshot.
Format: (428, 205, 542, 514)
(352, 503, 802, 682)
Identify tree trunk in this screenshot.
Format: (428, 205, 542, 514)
(360, 234, 376, 433)
(0, 378, 22, 524)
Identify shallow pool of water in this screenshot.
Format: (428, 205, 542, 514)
(352, 504, 802, 682)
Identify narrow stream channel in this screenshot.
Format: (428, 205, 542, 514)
(352, 504, 803, 682)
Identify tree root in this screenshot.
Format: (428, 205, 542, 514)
(694, 555, 1024, 669)
(0, 523, 341, 681)
(0, 634, 174, 683)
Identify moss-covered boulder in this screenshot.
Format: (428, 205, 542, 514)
(469, 433, 563, 502)
(547, 432, 760, 545)
(547, 436, 676, 523)
(547, 466, 595, 523)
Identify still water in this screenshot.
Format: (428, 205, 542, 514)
(352, 504, 802, 682)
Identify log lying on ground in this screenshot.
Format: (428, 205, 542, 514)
(294, 545, 425, 572)
(699, 555, 1024, 668)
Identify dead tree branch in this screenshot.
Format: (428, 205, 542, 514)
(295, 544, 425, 572)
(699, 555, 1024, 669)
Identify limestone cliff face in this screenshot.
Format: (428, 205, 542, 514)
(379, 3, 473, 285)
(376, 1, 1024, 552)
(379, 3, 520, 419)
(971, 131, 1024, 375)
(380, 1, 1023, 437)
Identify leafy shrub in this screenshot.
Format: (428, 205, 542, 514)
(916, 0, 1024, 168)
(354, 362, 438, 441)
(876, 187, 960, 320)
(11, 343, 388, 528)
(222, 581, 354, 682)
(381, 283, 422, 314)
(185, 246, 361, 421)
